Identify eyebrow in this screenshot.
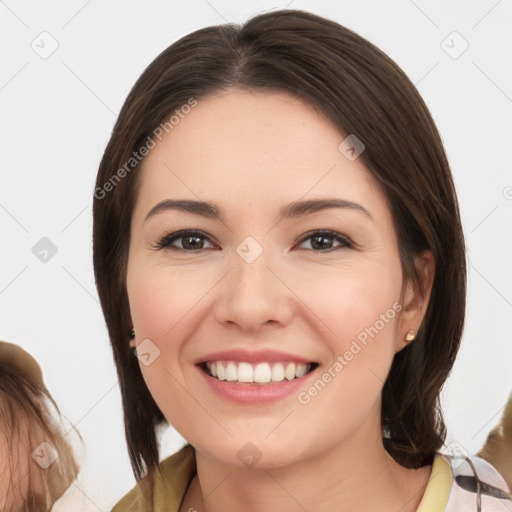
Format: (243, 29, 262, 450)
(144, 198, 375, 222)
(144, 198, 374, 223)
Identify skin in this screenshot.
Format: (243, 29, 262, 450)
(126, 88, 435, 512)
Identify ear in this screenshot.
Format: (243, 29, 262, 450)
(395, 250, 435, 353)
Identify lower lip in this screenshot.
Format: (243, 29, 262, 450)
(196, 364, 318, 404)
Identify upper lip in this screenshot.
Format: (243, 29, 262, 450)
(195, 349, 316, 365)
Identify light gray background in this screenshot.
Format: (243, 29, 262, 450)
(1, 1, 511, 510)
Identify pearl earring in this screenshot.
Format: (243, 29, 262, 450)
(404, 330, 416, 343)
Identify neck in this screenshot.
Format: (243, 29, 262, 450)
(186, 413, 432, 512)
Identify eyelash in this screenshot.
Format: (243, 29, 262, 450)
(152, 229, 354, 252)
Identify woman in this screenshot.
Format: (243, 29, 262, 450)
(92, 9, 511, 511)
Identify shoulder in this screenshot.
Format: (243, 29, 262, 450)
(439, 451, 512, 511)
(111, 444, 196, 512)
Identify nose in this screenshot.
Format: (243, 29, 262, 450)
(214, 241, 294, 333)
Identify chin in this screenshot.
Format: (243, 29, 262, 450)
(194, 432, 312, 470)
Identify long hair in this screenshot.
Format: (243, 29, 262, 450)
(0, 340, 80, 511)
(92, 9, 466, 480)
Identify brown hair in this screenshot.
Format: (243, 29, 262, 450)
(0, 340, 80, 511)
(92, 9, 466, 481)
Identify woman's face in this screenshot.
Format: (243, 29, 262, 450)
(126, 88, 429, 468)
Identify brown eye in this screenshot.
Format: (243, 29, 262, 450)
(297, 230, 353, 251)
(154, 230, 216, 251)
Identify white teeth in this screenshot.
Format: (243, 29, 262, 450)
(271, 363, 285, 382)
(205, 360, 312, 384)
(254, 363, 271, 383)
(237, 362, 254, 383)
(226, 361, 237, 381)
(284, 362, 295, 381)
(296, 363, 308, 377)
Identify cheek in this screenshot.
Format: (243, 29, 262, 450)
(299, 259, 403, 411)
(294, 267, 401, 429)
(127, 263, 203, 339)
(126, 262, 208, 414)
(305, 261, 402, 346)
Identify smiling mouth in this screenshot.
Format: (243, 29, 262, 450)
(198, 360, 319, 385)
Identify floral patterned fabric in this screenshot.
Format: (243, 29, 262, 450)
(438, 453, 511, 511)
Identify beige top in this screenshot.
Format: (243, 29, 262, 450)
(111, 444, 460, 512)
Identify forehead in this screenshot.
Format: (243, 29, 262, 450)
(133, 89, 389, 225)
